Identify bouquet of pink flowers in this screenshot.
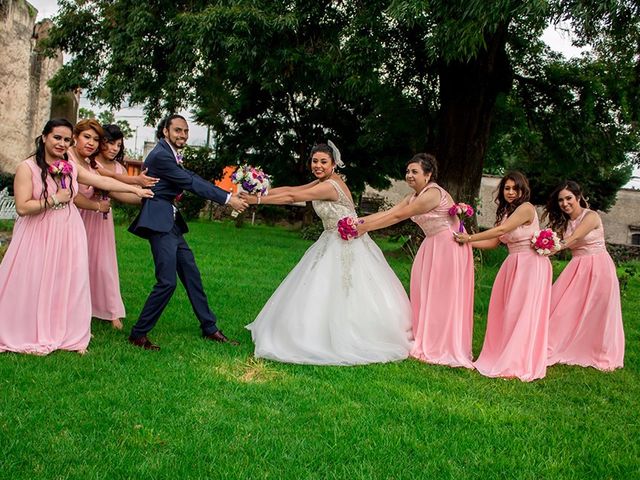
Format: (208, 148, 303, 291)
(531, 228, 561, 255)
(448, 202, 475, 233)
(48, 160, 73, 188)
(231, 164, 270, 196)
(337, 216, 362, 241)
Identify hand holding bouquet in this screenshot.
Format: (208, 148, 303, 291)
(230, 164, 270, 217)
(337, 216, 362, 241)
(448, 202, 475, 233)
(531, 228, 561, 255)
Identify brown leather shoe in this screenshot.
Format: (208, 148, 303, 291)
(128, 335, 160, 351)
(204, 330, 239, 346)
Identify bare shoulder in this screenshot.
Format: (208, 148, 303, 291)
(15, 161, 32, 174)
(332, 176, 354, 202)
(583, 210, 601, 226)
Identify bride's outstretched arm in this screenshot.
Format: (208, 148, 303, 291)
(268, 180, 319, 196)
(242, 181, 338, 205)
(357, 189, 440, 235)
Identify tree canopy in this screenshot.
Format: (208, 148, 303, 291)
(46, 0, 639, 210)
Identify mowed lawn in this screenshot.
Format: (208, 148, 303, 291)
(0, 221, 638, 479)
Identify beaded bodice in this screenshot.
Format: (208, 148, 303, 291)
(499, 208, 540, 254)
(312, 179, 356, 231)
(409, 183, 459, 236)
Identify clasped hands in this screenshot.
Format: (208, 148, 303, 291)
(238, 192, 271, 207)
(228, 193, 249, 213)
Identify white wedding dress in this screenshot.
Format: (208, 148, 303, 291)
(246, 180, 413, 365)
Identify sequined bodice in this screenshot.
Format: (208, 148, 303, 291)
(409, 183, 458, 236)
(312, 180, 356, 231)
(565, 209, 606, 256)
(499, 208, 540, 254)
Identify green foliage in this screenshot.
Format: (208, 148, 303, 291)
(618, 262, 639, 297)
(174, 145, 229, 221)
(485, 39, 637, 209)
(181, 145, 226, 183)
(299, 220, 324, 241)
(78, 107, 134, 139)
(0, 222, 639, 479)
(0, 172, 14, 196)
(45, 0, 640, 208)
(110, 203, 139, 225)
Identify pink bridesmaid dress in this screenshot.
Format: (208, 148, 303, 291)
(548, 209, 624, 370)
(474, 210, 552, 381)
(409, 183, 475, 368)
(77, 160, 126, 322)
(0, 159, 91, 354)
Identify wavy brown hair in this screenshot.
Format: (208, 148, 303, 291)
(494, 171, 530, 225)
(543, 180, 589, 234)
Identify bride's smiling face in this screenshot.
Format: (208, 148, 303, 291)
(310, 152, 335, 180)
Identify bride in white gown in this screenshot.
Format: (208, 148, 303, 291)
(242, 143, 413, 365)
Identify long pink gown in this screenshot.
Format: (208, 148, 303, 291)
(77, 160, 126, 321)
(0, 159, 91, 354)
(547, 209, 624, 370)
(473, 210, 552, 381)
(409, 183, 475, 368)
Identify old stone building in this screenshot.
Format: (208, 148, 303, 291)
(0, 0, 73, 173)
(364, 176, 640, 246)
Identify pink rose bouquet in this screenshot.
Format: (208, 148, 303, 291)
(448, 202, 475, 233)
(48, 160, 73, 188)
(337, 216, 362, 241)
(531, 228, 561, 255)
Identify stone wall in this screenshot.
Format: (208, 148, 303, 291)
(0, 0, 63, 173)
(364, 175, 640, 245)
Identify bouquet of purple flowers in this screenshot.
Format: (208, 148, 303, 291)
(231, 165, 270, 196)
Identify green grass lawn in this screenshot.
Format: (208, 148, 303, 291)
(1, 221, 638, 479)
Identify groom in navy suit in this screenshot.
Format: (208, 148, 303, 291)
(128, 115, 248, 350)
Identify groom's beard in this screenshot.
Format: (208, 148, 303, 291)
(167, 139, 186, 151)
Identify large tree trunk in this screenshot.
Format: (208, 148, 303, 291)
(436, 23, 512, 208)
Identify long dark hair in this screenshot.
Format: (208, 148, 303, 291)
(494, 171, 530, 225)
(543, 180, 589, 234)
(101, 124, 125, 164)
(406, 153, 438, 181)
(31, 118, 74, 208)
(73, 118, 104, 169)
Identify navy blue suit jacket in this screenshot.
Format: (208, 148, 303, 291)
(129, 139, 229, 239)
